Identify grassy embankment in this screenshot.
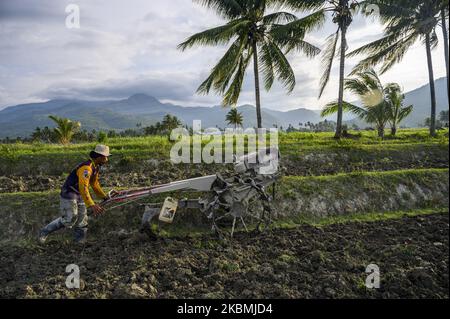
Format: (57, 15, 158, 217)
(0, 128, 448, 176)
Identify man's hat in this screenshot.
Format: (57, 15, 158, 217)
(93, 144, 111, 157)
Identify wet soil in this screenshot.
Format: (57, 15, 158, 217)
(0, 213, 448, 299)
(1, 155, 448, 193)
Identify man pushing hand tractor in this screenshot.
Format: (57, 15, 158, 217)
(38, 145, 280, 243)
(38, 144, 118, 244)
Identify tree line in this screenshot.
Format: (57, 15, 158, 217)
(2, 108, 446, 144)
(26, 114, 184, 144)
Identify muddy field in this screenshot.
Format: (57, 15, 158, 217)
(0, 213, 448, 299)
(1, 156, 448, 193)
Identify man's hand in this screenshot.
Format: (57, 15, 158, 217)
(90, 204, 105, 216)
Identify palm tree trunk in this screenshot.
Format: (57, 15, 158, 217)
(252, 40, 263, 129)
(391, 125, 397, 136)
(377, 125, 384, 139)
(335, 26, 347, 139)
(425, 33, 437, 137)
(442, 9, 449, 103)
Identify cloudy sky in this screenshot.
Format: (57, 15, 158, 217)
(0, 0, 447, 111)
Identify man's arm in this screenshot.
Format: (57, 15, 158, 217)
(76, 165, 96, 208)
(92, 172, 107, 200)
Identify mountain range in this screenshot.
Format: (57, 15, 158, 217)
(0, 77, 447, 138)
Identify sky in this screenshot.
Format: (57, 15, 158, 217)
(0, 0, 447, 112)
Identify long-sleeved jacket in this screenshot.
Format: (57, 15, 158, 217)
(60, 159, 107, 207)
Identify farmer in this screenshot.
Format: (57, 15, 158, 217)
(38, 144, 116, 244)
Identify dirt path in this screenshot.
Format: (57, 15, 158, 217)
(0, 213, 448, 299)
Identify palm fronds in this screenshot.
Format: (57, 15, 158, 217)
(226, 107, 244, 128)
(348, 0, 442, 75)
(179, 0, 322, 127)
(177, 19, 250, 51)
(48, 115, 81, 145)
(320, 69, 413, 137)
(321, 100, 367, 118)
(193, 0, 245, 19)
(319, 30, 339, 98)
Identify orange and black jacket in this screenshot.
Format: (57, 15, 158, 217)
(60, 159, 107, 207)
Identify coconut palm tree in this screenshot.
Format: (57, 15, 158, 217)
(384, 83, 413, 135)
(48, 115, 81, 145)
(320, 69, 412, 138)
(280, 0, 369, 139)
(348, 0, 444, 137)
(162, 114, 182, 132)
(178, 0, 321, 129)
(226, 107, 244, 129)
(440, 3, 449, 101)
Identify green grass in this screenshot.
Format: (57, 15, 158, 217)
(1, 128, 447, 157)
(273, 208, 448, 229)
(283, 167, 448, 181)
(0, 128, 447, 176)
(279, 168, 448, 197)
(278, 254, 297, 263)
